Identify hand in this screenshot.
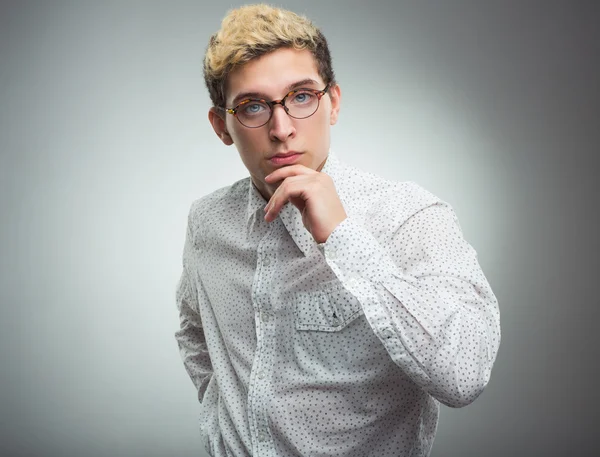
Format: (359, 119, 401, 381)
(263, 164, 347, 244)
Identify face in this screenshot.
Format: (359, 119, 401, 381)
(208, 47, 341, 200)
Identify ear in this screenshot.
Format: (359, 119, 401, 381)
(328, 83, 341, 126)
(208, 107, 234, 145)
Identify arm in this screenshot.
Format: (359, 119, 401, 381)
(318, 201, 501, 408)
(174, 206, 213, 403)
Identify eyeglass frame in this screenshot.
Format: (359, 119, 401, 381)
(220, 83, 331, 128)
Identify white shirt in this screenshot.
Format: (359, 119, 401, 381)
(174, 150, 501, 457)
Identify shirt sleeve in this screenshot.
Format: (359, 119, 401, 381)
(174, 205, 213, 404)
(317, 201, 501, 408)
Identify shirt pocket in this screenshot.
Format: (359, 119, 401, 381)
(294, 281, 363, 332)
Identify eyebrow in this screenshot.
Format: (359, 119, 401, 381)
(230, 78, 320, 107)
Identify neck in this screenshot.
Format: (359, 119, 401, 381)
(251, 178, 273, 201)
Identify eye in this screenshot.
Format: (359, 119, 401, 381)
(242, 102, 267, 115)
(291, 91, 314, 104)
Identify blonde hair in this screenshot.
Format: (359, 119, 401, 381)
(204, 4, 336, 110)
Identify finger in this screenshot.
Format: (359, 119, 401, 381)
(265, 178, 310, 221)
(264, 174, 302, 212)
(264, 164, 316, 183)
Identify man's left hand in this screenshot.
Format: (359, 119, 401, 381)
(264, 164, 347, 244)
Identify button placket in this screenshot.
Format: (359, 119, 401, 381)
(248, 225, 278, 454)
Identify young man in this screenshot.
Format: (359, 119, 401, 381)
(175, 4, 501, 457)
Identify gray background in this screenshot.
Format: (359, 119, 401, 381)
(1, 1, 598, 456)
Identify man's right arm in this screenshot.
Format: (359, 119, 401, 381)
(174, 206, 213, 403)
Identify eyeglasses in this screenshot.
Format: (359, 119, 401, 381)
(223, 83, 330, 128)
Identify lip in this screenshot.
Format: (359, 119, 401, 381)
(269, 152, 303, 165)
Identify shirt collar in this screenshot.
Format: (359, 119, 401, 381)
(245, 150, 343, 257)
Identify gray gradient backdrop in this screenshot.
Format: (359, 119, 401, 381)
(1, 1, 598, 456)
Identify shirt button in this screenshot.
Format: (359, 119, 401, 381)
(382, 328, 394, 339)
(262, 312, 270, 322)
(263, 257, 271, 266)
(257, 371, 265, 380)
(258, 432, 267, 442)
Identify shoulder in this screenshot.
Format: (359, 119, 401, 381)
(186, 177, 250, 239)
(335, 160, 445, 222)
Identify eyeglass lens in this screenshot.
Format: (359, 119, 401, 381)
(236, 90, 321, 127)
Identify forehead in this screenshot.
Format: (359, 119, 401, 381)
(226, 48, 323, 103)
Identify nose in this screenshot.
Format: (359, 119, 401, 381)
(268, 104, 296, 142)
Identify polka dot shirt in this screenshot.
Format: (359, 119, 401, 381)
(174, 150, 501, 457)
